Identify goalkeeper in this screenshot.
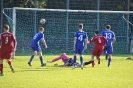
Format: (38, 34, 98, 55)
(47, 53, 91, 67)
(47, 53, 76, 66)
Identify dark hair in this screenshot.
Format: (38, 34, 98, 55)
(95, 30, 99, 34)
(78, 23, 83, 29)
(106, 25, 111, 29)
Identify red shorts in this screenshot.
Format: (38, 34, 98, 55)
(0, 46, 14, 60)
(92, 47, 104, 59)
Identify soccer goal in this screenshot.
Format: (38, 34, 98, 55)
(3, 7, 133, 56)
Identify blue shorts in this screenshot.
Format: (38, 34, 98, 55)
(31, 45, 42, 52)
(74, 47, 84, 54)
(104, 46, 113, 54)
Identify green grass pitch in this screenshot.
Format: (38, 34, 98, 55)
(0, 55, 133, 88)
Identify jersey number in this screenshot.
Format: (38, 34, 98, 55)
(78, 35, 83, 41)
(98, 38, 101, 43)
(5, 37, 8, 44)
(105, 33, 112, 39)
(33, 34, 38, 39)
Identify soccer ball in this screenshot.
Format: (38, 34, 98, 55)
(40, 19, 46, 24)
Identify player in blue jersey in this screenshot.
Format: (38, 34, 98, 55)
(28, 27, 47, 67)
(73, 23, 88, 69)
(101, 25, 116, 67)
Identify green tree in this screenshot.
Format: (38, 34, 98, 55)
(3, 0, 46, 8)
(130, 0, 133, 10)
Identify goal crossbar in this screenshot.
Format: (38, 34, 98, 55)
(4, 7, 133, 14)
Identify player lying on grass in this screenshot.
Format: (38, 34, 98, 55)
(47, 53, 92, 67)
(88, 30, 108, 67)
(47, 53, 76, 66)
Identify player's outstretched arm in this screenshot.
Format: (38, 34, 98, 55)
(41, 38, 47, 48)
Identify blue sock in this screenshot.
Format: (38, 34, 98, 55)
(80, 56, 83, 65)
(29, 55, 34, 62)
(40, 56, 44, 65)
(73, 55, 77, 67)
(108, 58, 112, 67)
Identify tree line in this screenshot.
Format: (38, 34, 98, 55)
(3, 0, 133, 11)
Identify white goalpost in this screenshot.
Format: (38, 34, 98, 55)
(3, 7, 133, 57)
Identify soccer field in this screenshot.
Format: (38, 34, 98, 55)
(0, 55, 133, 88)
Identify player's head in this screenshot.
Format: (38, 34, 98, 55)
(39, 27, 44, 32)
(4, 24, 10, 32)
(78, 23, 83, 30)
(94, 30, 99, 36)
(106, 25, 111, 30)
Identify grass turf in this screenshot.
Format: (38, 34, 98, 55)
(0, 55, 133, 88)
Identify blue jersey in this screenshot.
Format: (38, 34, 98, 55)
(31, 32, 44, 47)
(74, 30, 88, 48)
(101, 30, 115, 46)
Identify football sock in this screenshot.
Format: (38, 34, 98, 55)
(105, 54, 108, 60)
(29, 55, 35, 62)
(39, 56, 44, 65)
(108, 58, 112, 67)
(0, 64, 3, 74)
(91, 60, 95, 67)
(73, 55, 77, 67)
(7, 61, 12, 66)
(80, 56, 83, 65)
(98, 58, 100, 64)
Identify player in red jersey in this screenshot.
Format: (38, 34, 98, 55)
(88, 30, 108, 67)
(0, 24, 17, 76)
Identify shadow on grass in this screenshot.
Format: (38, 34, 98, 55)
(19, 66, 73, 72)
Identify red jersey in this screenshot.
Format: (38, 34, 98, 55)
(0, 32, 16, 59)
(0, 32, 16, 52)
(89, 34, 108, 49)
(0, 46, 1, 58)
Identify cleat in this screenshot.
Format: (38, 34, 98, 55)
(10, 66, 15, 73)
(72, 63, 77, 69)
(81, 65, 83, 70)
(72, 66, 77, 69)
(41, 63, 46, 67)
(0, 73, 4, 76)
(98, 58, 100, 64)
(28, 62, 32, 66)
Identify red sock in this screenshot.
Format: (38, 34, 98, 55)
(0, 64, 3, 74)
(91, 61, 95, 67)
(7, 61, 12, 66)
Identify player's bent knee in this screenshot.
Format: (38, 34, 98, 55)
(38, 52, 42, 56)
(33, 51, 37, 56)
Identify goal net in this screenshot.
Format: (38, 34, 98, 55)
(3, 7, 133, 55)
